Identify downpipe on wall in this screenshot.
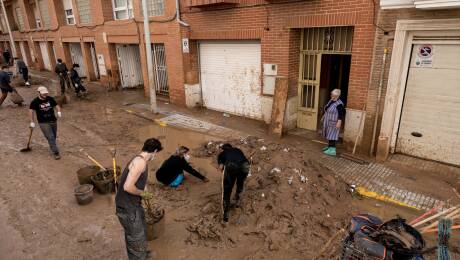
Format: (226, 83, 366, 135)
(370, 47, 389, 156)
(176, 0, 190, 27)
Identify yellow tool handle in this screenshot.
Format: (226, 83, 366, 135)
(87, 155, 107, 171)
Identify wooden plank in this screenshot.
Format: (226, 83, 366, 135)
(269, 77, 289, 137)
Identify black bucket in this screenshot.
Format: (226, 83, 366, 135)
(74, 184, 94, 205)
(90, 167, 120, 194)
(77, 166, 100, 185)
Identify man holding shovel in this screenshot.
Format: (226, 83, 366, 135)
(29, 86, 62, 160)
(218, 143, 250, 223)
(115, 138, 163, 260)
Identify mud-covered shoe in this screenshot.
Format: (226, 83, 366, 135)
(54, 153, 61, 160)
(323, 147, 336, 156)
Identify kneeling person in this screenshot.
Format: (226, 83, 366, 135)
(156, 146, 209, 188)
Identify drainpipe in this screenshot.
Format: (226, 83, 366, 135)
(370, 48, 388, 156)
(176, 0, 189, 27)
(1, 0, 17, 57)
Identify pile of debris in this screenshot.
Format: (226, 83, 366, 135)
(188, 136, 354, 258)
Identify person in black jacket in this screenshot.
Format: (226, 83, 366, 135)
(70, 64, 87, 97)
(217, 143, 250, 222)
(156, 146, 209, 188)
(54, 58, 71, 94)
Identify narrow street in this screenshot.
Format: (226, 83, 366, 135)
(0, 72, 459, 259)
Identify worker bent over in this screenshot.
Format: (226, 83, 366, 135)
(115, 138, 163, 260)
(218, 143, 250, 223)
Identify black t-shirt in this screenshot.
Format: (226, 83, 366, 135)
(29, 96, 58, 123)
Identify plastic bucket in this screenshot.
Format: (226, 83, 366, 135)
(146, 208, 165, 241)
(77, 166, 100, 185)
(74, 184, 94, 205)
(91, 173, 114, 194)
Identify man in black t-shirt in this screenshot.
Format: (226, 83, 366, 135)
(29, 86, 62, 160)
(217, 143, 250, 222)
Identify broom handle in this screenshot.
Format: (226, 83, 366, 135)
(413, 206, 458, 228)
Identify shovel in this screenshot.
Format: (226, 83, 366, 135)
(110, 148, 118, 193)
(20, 128, 34, 152)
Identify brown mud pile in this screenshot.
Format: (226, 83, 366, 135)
(180, 136, 354, 259)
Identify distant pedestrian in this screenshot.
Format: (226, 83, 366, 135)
(54, 58, 70, 95)
(156, 146, 209, 188)
(3, 49, 11, 66)
(15, 57, 31, 87)
(217, 143, 250, 223)
(29, 86, 62, 160)
(69, 64, 87, 97)
(0, 65, 13, 107)
(322, 89, 345, 156)
(116, 138, 163, 260)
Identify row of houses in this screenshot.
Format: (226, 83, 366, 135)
(1, 0, 459, 166)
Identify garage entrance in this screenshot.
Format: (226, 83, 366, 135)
(69, 43, 86, 77)
(199, 41, 262, 119)
(396, 43, 460, 165)
(116, 44, 143, 88)
(39, 42, 52, 71)
(297, 27, 353, 131)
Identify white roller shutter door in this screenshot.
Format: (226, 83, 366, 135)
(199, 41, 262, 119)
(69, 43, 86, 77)
(396, 44, 460, 166)
(116, 44, 143, 88)
(39, 42, 51, 71)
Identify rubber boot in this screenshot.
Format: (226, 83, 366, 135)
(323, 147, 336, 156)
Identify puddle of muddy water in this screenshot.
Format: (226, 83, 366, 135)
(138, 124, 222, 183)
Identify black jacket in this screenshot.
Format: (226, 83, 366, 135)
(156, 155, 205, 185)
(218, 147, 249, 166)
(55, 63, 68, 75)
(70, 69, 81, 84)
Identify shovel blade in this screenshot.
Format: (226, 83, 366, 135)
(20, 148, 32, 152)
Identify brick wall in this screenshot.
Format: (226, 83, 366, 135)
(362, 8, 460, 154)
(180, 0, 377, 110)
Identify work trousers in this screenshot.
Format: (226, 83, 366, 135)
(223, 162, 249, 214)
(39, 122, 59, 155)
(58, 75, 71, 94)
(116, 206, 148, 260)
(20, 68, 29, 82)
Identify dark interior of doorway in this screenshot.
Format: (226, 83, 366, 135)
(318, 54, 351, 129)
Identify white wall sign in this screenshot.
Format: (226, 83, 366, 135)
(97, 54, 107, 76)
(182, 38, 189, 53)
(415, 44, 433, 68)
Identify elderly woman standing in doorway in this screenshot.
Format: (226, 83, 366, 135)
(322, 89, 345, 156)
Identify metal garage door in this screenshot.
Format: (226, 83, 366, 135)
(19, 41, 28, 66)
(396, 44, 460, 165)
(39, 42, 51, 70)
(116, 44, 143, 88)
(199, 41, 262, 119)
(69, 43, 86, 77)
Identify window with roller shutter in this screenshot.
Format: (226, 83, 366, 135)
(15, 7, 25, 31)
(38, 0, 51, 28)
(140, 0, 164, 17)
(62, 0, 75, 25)
(76, 0, 92, 24)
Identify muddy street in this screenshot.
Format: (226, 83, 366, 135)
(0, 79, 458, 260)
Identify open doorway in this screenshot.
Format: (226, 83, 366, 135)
(317, 54, 351, 129)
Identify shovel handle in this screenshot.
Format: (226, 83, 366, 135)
(27, 127, 33, 147)
(82, 151, 107, 171)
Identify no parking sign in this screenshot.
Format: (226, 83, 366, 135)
(415, 44, 434, 68)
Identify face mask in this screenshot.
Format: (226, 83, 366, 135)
(184, 154, 190, 162)
(148, 153, 156, 161)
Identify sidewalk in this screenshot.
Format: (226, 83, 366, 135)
(125, 98, 459, 211)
